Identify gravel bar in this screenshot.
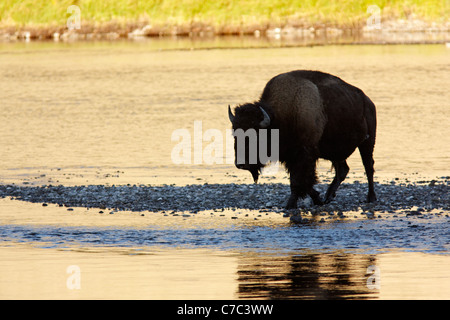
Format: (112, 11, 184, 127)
(0, 177, 448, 216)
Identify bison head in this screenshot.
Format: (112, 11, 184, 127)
(228, 103, 272, 183)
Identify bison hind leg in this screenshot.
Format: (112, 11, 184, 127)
(324, 160, 349, 203)
(358, 139, 377, 203)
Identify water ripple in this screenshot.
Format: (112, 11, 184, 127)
(1, 218, 448, 254)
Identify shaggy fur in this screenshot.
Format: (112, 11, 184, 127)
(230, 70, 377, 209)
(261, 72, 327, 146)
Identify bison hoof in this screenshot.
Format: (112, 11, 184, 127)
(367, 193, 377, 203)
(285, 193, 299, 209)
(312, 198, 324, 206)
(285, 199, 298, 210)
(324, 197, 334, 204)
(324, 192, 336, 204)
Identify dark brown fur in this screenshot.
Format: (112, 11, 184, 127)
(229, 70, 377, 209)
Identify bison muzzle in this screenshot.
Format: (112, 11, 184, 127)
(228, 70, 377, 209)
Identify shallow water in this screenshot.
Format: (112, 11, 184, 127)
(0, 41, 449, 299)
(1, 198, 449, 300)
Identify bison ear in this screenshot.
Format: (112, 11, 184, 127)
(228, 105, 235, 123)
(259, 107, 271, 128)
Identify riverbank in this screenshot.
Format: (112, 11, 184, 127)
(0, 0, 448, 44)
(1, 19, 448, 46)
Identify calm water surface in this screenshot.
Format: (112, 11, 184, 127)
(0, 41, 449, 299)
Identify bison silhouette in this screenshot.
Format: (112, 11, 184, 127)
(229, 70, 377, 209)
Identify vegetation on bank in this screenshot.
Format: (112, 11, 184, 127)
(0, 0, 448, 35)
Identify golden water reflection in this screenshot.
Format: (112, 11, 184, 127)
(1, 244, 448, 300)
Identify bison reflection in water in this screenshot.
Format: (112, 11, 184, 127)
(228, 70, 377, 209)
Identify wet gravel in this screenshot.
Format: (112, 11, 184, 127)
(1, 177, 449, 253)
(0, 177, 448, 219)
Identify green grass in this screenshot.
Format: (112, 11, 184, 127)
(0, 0, 448, 29)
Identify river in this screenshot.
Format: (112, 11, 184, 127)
(0, 40, 449, 299)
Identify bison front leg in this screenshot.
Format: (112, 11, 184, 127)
(285, 156, 319, 209)
(308, 187, 323, 206)
(286, 193, 299, 209)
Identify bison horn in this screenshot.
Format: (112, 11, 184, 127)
(259, 107, 271, 128)
(228, 105, 235, 123)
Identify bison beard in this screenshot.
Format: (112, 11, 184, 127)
(229, 70, 377, 209)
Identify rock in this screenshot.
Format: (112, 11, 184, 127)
(290, 215, 303, 223)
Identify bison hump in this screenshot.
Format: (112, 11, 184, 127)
(263, 73, 326, 145)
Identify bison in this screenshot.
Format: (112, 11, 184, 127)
(228, 70, 377, 209)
